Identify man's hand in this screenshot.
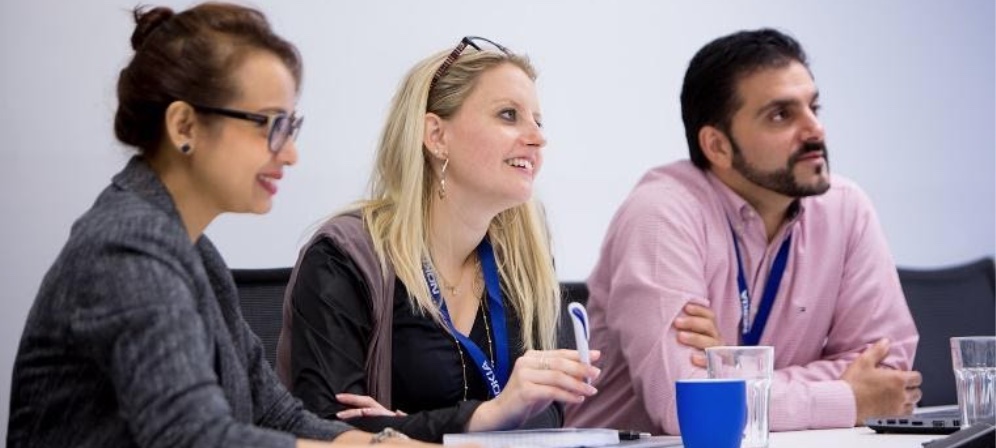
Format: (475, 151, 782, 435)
(673, 303, 723, 368)
(841, 338, 923, 425)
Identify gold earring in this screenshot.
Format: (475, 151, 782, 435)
(438, 158, 449, 200)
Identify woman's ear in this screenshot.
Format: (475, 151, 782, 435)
(164, 101, 197, 152)
(699, 125, 733, 169)
(423, 112, 448, 159)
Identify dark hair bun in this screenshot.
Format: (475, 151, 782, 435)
(131, 6, 175, 51)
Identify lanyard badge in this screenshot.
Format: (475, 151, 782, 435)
(422, 239, 510, 397)
(729, 223, 792, 347)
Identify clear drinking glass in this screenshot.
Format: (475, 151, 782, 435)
(951, 336, 996, 428)
(706, 346, 774, 448)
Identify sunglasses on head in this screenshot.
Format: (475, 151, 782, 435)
(429, 36, 512, 91)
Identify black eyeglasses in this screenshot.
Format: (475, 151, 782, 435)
(191, 104, 303, 154)
(430, 36, 511, 91)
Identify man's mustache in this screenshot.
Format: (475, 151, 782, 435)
(789, 141, 827, 165)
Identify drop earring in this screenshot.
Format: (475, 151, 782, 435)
(438, 158, 449, 200)
(179, 143, 193, 155)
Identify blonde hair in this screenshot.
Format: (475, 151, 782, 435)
(351, 45, 560, 351)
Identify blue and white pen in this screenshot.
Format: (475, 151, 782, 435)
(568, 302, 591, 383)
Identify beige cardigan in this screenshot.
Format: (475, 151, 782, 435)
(276, 212, 397, 407)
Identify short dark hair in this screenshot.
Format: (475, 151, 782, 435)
(114, 3, 302, 155)
(680, 28, 809, 169)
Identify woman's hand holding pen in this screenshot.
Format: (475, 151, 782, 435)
(468, 349, 601, 432)
(673, 303, 723, 368)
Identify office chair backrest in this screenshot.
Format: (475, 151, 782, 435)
(231, 267, 293, 367)
(558, 282, 590, 349)
(901, 257, 996, 406)
(231, 270, 591, 361)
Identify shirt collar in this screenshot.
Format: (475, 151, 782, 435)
(704, 170, 807, 228)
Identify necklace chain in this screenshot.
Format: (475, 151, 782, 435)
(450, 334, 469, 400)
(434, 253, 491, 401)
(434, 256, 481, 298)
(449, 288, 495, 401)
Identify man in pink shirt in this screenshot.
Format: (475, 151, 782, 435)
(565, 29, 921, 434)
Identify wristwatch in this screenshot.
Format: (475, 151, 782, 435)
(370, 427, 410, 444)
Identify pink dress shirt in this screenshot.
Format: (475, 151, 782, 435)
(564, 161, 917, 434)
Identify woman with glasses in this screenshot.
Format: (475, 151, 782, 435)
(7, 4, 422, 447)
(277, 37, 600, 442)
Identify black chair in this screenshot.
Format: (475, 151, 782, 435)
(232, 272, 594, 360)
(900, 257, 996, 406)
(231, 267, 293, 367)
(558, 281, 590, 349)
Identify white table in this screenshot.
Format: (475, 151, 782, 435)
(617, 427, 946, 447)
(769, 427, 942, 447)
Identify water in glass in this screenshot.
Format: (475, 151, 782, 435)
(954, 366, 996, 428)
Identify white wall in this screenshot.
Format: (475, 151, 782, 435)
(1, 0, 993, 439)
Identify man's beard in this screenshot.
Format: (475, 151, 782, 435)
(729, 137, 832, 198)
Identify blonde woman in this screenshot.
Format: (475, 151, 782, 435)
(276, 37, 600, 442)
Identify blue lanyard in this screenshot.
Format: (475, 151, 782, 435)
(729, 223, 792, 346)
(421, 239, 510, 398)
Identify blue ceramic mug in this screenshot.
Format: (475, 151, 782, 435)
(676, 378, 747, 448)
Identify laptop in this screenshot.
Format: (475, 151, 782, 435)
(866, 405, 962, 435)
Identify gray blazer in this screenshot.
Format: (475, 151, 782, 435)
(8, 157, 352, 448)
